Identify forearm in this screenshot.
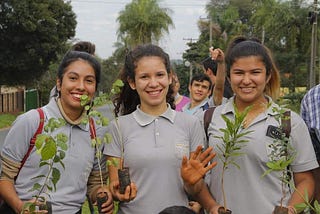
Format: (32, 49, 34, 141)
(185, 179, 220, 213)
(0, 180, 24, 213)
(288, 171, 315, 208)
(87, 170, 108, 203)
(213, 62, 225, 106)
(0, 155, 24, 213)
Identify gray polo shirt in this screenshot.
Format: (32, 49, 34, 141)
(207, 97, 318, 213)
(1, 99, 106, 213)
(104, 105, 205, 214)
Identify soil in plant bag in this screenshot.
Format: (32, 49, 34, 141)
(97, 191, 108, 214)
(38, 201, 52, 214)
(118, 167, 131, 194)
(273, 205, 288, 214)
(218, 207, 232, 214)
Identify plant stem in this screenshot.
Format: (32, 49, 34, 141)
(280, 171, 287, 208)
(221, 165, 227, 212)
(35, 160, 54, 203)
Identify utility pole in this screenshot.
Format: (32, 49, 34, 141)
(183, 38, 197, 83)
(309, 0, 318, 88)
(199, 16, 213, 47)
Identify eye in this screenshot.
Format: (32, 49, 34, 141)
(232, 70, 243, 75)
(69, 76, 77, 81)
(140, 75, 148, 80)
(157, 72, 165, 77)
(86, 78, 95, 84)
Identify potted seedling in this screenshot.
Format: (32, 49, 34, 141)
(80, 79, 124, 212)
(262, 106, 296, 214)
(22, 117, 68, 214)
(214, 104, 252, 214)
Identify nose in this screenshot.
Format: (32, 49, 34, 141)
(149, 77, 159, 87)
(242, 73, 251, 84)
(76, 79, 86, 91)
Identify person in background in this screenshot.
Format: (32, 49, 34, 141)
(202, 47, 233, 107)
(104, 44, 215, 213)
(0, 50, 113, 214)
(182, 73, 212, 117)
(49, 41, 96, 100)
(181, 36, 318, 214)
(301, 84, 320, 204)
(159, 205, 196, 214)
(172, 71, 190, 112)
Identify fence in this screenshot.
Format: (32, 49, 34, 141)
(0, 87, 39, 114)
(0, 91, 24, 113)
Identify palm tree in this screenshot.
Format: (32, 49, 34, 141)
(117, 0, 174, 48)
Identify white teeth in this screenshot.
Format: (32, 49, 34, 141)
(149, 91, 160, 95)
(241, 88, 253, 93)
(73, 94, 82, 98)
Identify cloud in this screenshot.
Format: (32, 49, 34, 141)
(71, 0, 207, 60)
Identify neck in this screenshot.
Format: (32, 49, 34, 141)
(235, 96, 268, 113)
(140, 102, 168, 116)
(57, 98, 85, 125)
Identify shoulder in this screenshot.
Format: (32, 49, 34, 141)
(13, 109, 42, 128)
(175, 111, 199, 122)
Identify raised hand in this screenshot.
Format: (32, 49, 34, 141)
(181, 145, 217, 185)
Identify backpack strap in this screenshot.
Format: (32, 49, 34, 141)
(281, 110, 291, 139)
(204, 107, 216, 140)
(15, 108, 45, 181)
(89, 117, 96, 140)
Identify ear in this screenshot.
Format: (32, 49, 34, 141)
(128, 77, 136, 90)
(56, 79, 61, 92)
(168, 73, 173, 85)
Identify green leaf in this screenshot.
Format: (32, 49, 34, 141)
(41, 138, 57, 160)
(104, 133, 113, 144)
(294, 202, 308, 213)
(52, 167, 61, 191)
(35, 134, 48, 150)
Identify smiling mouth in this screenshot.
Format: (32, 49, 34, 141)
(147, 89, 162, 96)
(240, 87, 254, 93)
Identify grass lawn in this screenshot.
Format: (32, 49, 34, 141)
(0, 113, 18, 129)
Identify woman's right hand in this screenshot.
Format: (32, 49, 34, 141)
(110, 180, 137, 202)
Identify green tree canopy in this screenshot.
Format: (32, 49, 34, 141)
(117, 0, 174, 48)
(0, 0, 76, 86)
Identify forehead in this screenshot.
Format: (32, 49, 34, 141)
(64, 60, 95, 76)
(192, 80, 210, 86)
(136, 56, 166, 70)
(231, 56, 265, 69)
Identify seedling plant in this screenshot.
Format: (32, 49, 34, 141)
(80, 79, 124, 211)
(214, 104, 252, 213)
(22, 118, 68, 213)
(262, 106, 296, 213)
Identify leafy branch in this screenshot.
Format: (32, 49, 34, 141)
(23, 118, 68, 213)
(214, 104, 252, 212)
(80, 79, 124, 188)
(262, 105, 296, 209)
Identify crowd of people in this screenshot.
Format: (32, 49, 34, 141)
(0, 36, 319, 214)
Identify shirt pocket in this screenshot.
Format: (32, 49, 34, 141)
(174, 142, 190, 160)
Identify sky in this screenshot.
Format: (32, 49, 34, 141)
(70, 0, 208, 60)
